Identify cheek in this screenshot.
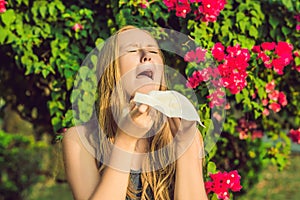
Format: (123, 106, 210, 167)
(119, 55, 138, 76)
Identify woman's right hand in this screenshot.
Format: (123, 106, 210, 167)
(115, 102, 154, 148)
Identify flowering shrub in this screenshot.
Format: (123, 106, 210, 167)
(0, 0, 7, 13)
(162, 0, 226, 22)
(205, 170, 242, 200)
(0, 0, 299, 199)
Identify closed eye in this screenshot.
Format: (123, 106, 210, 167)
(149, 50, 158, 54)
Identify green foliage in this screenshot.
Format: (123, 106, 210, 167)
(0, 0, 300, 199)
(0, 130, 48, 200)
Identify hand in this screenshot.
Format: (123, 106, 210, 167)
(168, 118, 198, 155)
(117, 102, 154, 140)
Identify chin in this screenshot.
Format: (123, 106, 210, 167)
(135, 84, 160, 95)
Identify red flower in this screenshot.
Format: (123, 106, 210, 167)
(268, 89, 279, 101)
(199, 0, 226, 22)
(252, 45, 261, 53)
(205, 170, 242, 200)
(295, 14, 300, 22)
(278, 91, 287, 107)
(0, 0, 7, 13)
(186, 70, 204, 88)
(272, 58, 285, 75)
(184, 47, 206, 63)
(252, 130, 264, 140)
(163, 0, 177, 10)
(140, 0, 149, 8)
(268, 102, 281, 112)
(296, 25, 300, 31)
(288, 128, 300, 144)
(262, 108, 270, 116)
(262, 98, 268, 106)
(261, 42, 276, 51)
(225, 170, 243, 192)
(275, 41, 293, 56)
(72, 23, 84, 32)
(207, 88, 226, 108)
(212, 42, 226, 62)
(265, 80, 275, 93)
(175, 1, 191, 18)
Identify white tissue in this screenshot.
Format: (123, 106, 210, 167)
(133, 90, 204, 127)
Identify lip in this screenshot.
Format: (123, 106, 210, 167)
(136, 65, 155, 80)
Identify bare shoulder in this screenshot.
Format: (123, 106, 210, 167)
(61, 125, 88, 149)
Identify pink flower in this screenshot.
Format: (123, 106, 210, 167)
(296, 25, 300, 31)
(0, 0, 7, 13)
(272, 58, 285, 75)
(261, 42, 276, 51)
(275, 41, 293, 56)
(163, 0, 177, 10)
(205, 170, 242, 200)
(294, 14, 300, 22)
(257, 52, 270, 63)
(268, 90, 279, 101)
(207, 88, 226, 108)
(278, 91, 287, 107)
(175, 1, 191, 18)
(265, 80, 275, 93)
(140, 0, 149, 8)
(199, 0, 226, 22)
(262, 99, 269, 106)
(262, 108, 270, 116)
(252, 45, 261, 53)
(72, 23, 84, 32)
(186, 70, 204, 88)
(184, 47, 207, 63)
(212, 42, 225, 62)
(268, 102, 281, 112)
(288, 128, 300, 144)
(225, 170, 243, 192)
(252, 130, 264, 140)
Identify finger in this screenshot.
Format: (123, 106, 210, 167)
(138, 104, 149, 113)
(168, 117, 181, 135)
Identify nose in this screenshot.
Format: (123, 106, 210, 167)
(140, 50, 151, 63)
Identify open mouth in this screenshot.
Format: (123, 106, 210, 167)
(136, 69, 153, 80)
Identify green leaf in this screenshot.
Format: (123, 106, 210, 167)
(249, 25, 258, 38)
(236, 12, 245, 22)
(239, 20, 247, 33)
(235, 92, 244, 104)
(39, 5, 47, 18)
(207, 161, 217, 174)
(269, 16, 279, 28)
(282, 0, 294, 11)
(1, 9, 16, 26)
(0, 27, 8, 44)
(281, 26, 291, 36)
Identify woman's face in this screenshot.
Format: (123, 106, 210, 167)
(117, 29, 164, 97)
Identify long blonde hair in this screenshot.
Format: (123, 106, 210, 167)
(96, 25, 176, 200)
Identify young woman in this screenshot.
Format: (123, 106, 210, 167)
(62, 26, 208, 200)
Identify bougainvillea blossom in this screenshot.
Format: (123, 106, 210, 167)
(72, 23, 84, 32)
(205, 170, 242, 200)
(0, 0, 7, 13)
(184, 47, 207, 63)
(253, 41, 294, 75)
(161, 0, 226, 22)
(213, 43, 250, 94)
(236, 118, 263, 140)
(288, 128, 300, 144)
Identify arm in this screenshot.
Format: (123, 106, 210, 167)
(173, 129, 208, 200)
(62, 104, 152, 200)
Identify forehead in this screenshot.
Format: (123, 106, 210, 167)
(117, 29, 159, 48)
